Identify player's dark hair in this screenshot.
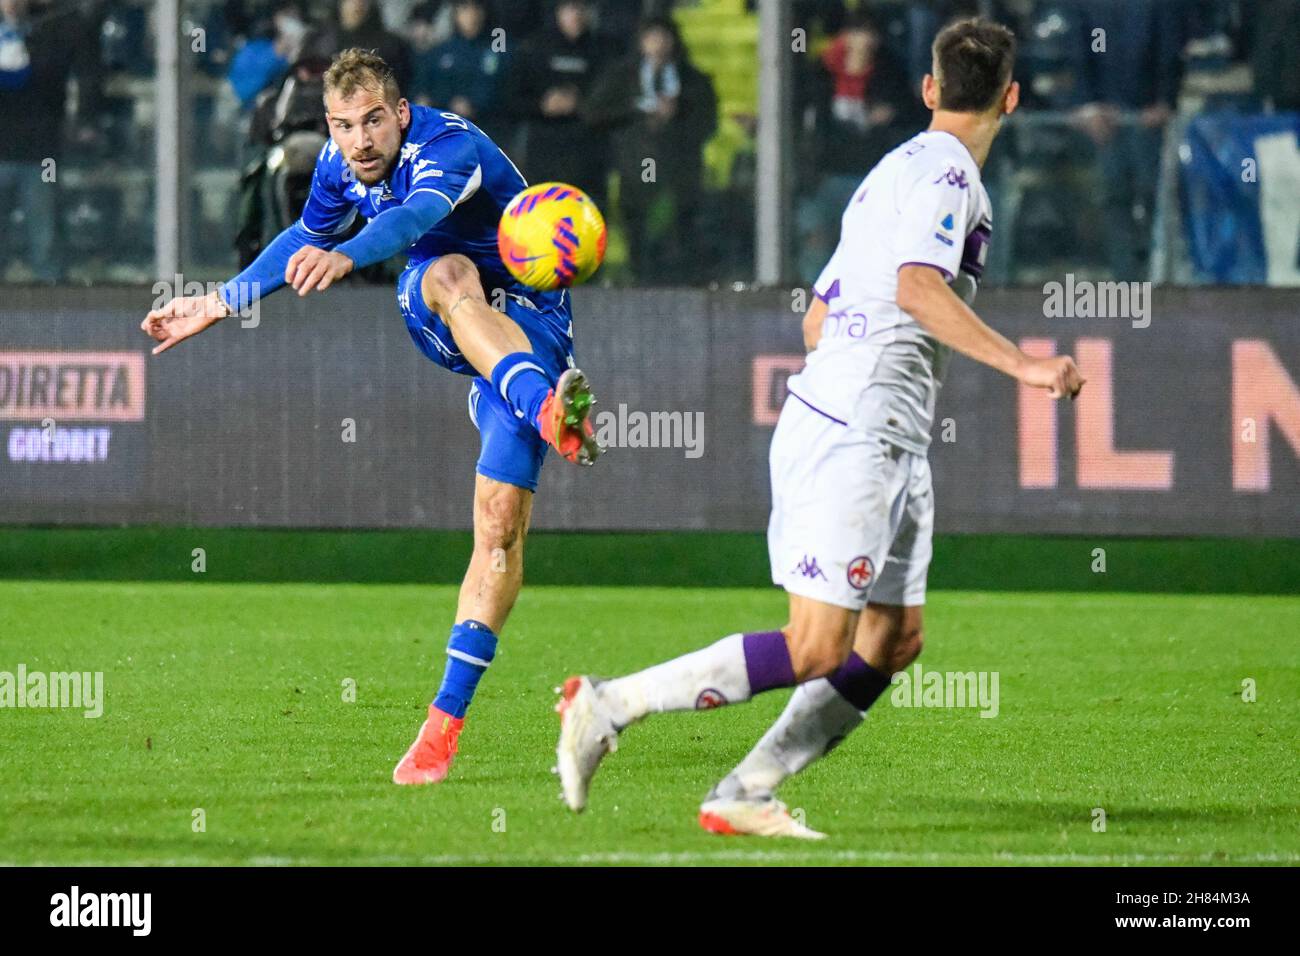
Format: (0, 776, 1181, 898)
(931, 17, 1016, 113)
(323, 48, 401, 108)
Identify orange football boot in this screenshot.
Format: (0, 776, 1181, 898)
(392, 704, 465, 785)
(536, 367, 603, 466)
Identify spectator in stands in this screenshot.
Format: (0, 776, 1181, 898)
(795, 10, 918, 283)
(585, 16, 717, 284)
(248, 51, 333, 147)
(0, 0, 102, 283)
(818, 10, 913, 139)
(506, 0, 610, 209)
(301, 0, 413, 90)
(412, 0, 506, 134)
(1073, 0, 1189, 279)
(228, 2, 309, 109)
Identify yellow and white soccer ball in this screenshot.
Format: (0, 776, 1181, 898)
(497, 182, 607, 291)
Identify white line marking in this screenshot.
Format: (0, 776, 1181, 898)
(4, 850, 1296, 867)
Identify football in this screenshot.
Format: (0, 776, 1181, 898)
(497, 182, 607, 291)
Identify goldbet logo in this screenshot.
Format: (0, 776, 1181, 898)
(2, 352, 144, 464)
(0, 351, 145, 421)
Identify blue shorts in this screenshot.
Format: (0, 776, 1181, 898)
(396, 259, 576, 492)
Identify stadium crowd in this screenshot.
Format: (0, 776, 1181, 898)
(0, 0, 1295, 285)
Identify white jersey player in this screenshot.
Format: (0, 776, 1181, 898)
(771, 127, 993, 613)
(554, 18, 1085, 837)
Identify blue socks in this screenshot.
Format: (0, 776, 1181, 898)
(432, 620, 498, 719)
(490, 352, 554, 428)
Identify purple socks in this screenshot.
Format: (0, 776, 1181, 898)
(742, 630, 797, 694)
(827, 651, 892, 710)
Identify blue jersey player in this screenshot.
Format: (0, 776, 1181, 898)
(142, 49, 604, 786)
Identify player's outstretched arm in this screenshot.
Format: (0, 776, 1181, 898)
(141, 222, 333, 354)
(897, 264, 1085, 399)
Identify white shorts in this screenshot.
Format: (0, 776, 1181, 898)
(767, 394, 934, 610)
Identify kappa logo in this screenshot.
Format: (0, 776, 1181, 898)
(793, 555, 827, 581)
(846, 555, 875, 590)
(933, 166, 969, 189)
(695, 688, 728, 709)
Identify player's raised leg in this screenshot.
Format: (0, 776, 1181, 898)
(698, 603, 922, 837)
(394, 475, 532, 784)
(421, 254, 602, 465)
(555, 593, 857, 812)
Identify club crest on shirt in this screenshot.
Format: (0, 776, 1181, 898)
(847, 555, 875, 590)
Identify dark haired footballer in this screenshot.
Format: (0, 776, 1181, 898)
(143, 49, 604, 787)
(556, 18, 1086, 837)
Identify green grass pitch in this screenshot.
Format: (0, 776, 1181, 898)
(1, 580, 1296, 866)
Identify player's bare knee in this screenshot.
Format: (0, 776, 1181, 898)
(423, 254, 484, 315)
(475, 492, 525, 556)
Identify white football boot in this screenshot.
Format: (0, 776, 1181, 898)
(698, 792, 827, 840)
(554, 675, 620, 812)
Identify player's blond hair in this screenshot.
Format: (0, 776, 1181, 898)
(323, 48, 401, 108)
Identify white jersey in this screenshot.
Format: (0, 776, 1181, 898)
(787, 130, 992, 454)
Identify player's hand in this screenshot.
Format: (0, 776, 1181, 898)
(286, 246, 354, 296)
(1016, 354, 1086, 400)
(141, 290, 231, 355)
